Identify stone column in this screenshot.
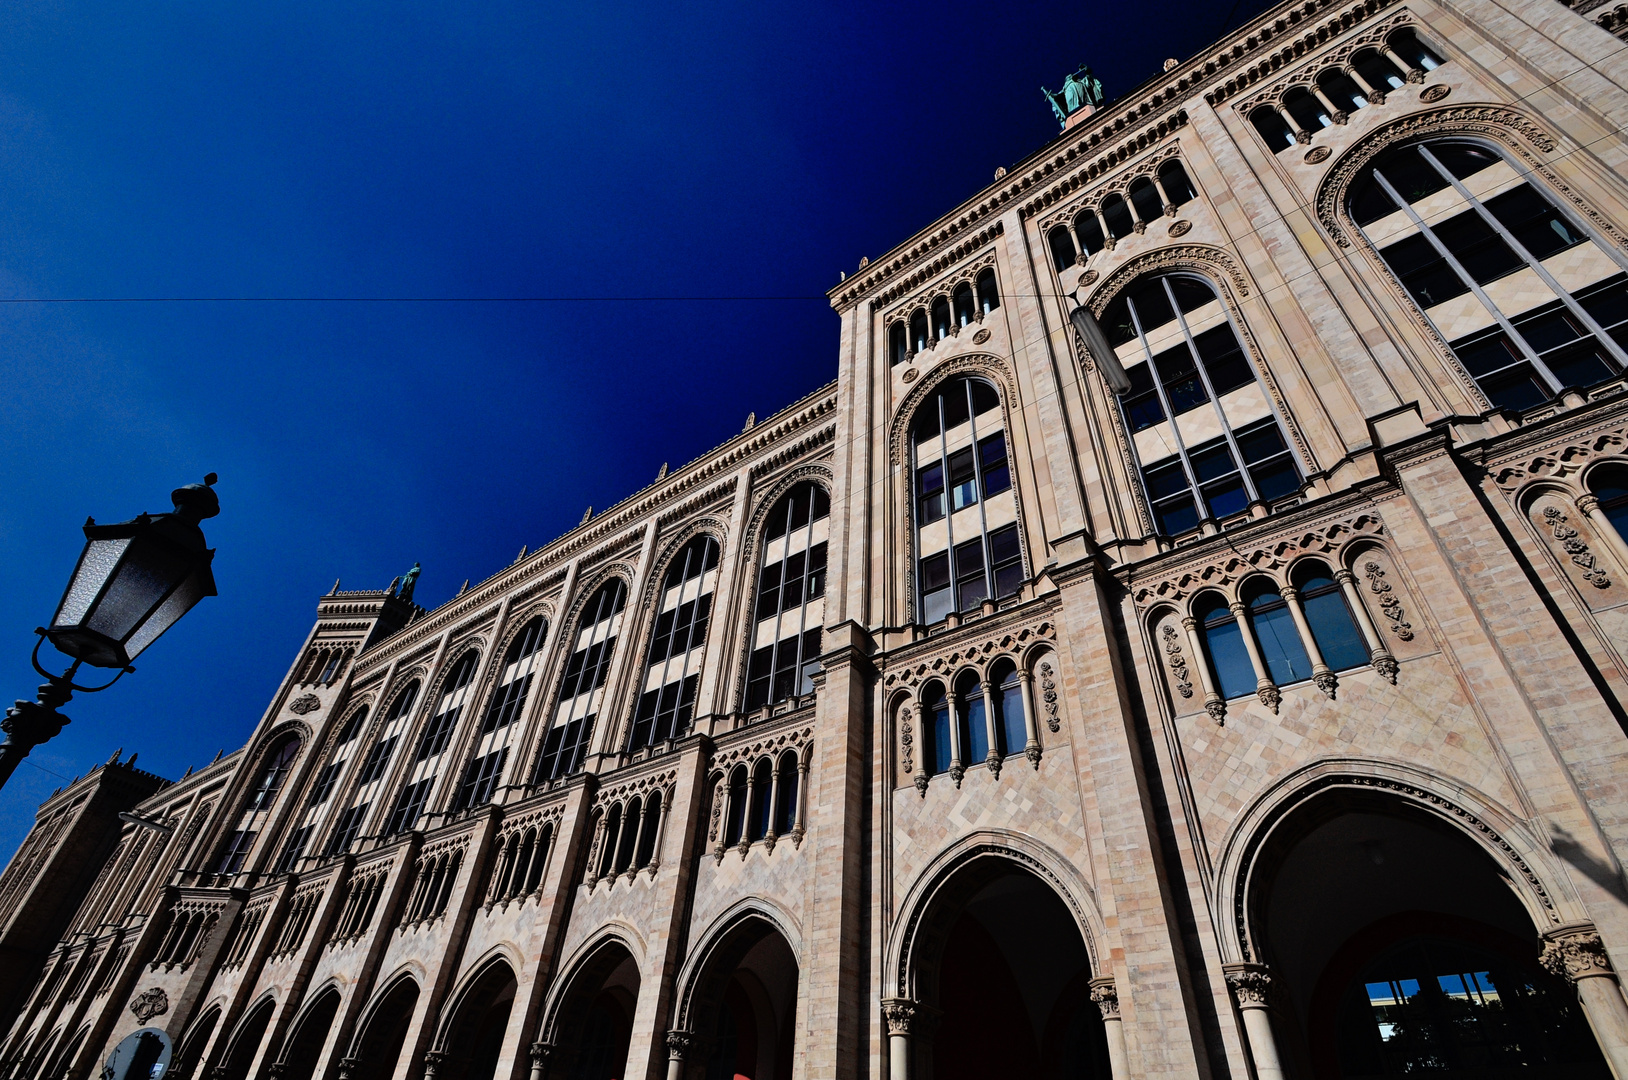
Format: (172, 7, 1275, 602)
(421, 1051, 445, 1080)
(792, 756, 808, 846)
(1224, 964, 1285, 1080)
(1335, 568, 1399, 683)
(1542, 924, 1628, 1078)
(739, 771, 758, 853)
(1228, 601, 1282, 713)
(527, 1042, 554, 1080)
(1382, 45, 1424, 83)
(1183, 616, 1227, 724)
(978, 680, 1002, 779)
(1150, 174, 1177, 217)
(945, 695, 964, 788)
(1346, 64, 1385, 104)
(663, 1031, 692, 1080)
(911, 701, 931, 794)
(1089, 977, 1130, 1080)
(881, 998, 917, 1080)
(1578, 494, 1628, 580)
(1276, 102, 1309, 145)
(1310, 84, 1348, 124)
(1016, 668, 1041, 768)
(764, 765, 782, 849)
(1279, 585, 1336, 697)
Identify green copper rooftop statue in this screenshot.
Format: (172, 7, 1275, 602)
(1043, 64, 1105, 127)
(388, 562, 421, 603)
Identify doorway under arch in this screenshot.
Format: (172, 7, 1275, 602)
(347, 978, 421, 1080)
(435, 960, 519, 1080)
(549, 941, 640, 1080)
(681, 915, 799, 1080)
(217, 999, 275, 1080)
(908, 859, 1109, 1080)
(279, 987, 342, 1080)
(173, 1007, 220, 1080)
(1247, 794, 1611, 1077)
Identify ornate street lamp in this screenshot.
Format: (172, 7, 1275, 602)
(0, 475, 221, 791)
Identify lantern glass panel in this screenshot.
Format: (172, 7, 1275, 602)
(55, 539, 130, 627)
(85, 538, 192, 642)
(125, 565, 210, 661)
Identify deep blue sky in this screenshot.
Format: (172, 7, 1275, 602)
(0, 0, 1273, 859)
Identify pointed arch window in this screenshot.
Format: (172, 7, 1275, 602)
(1291, 562, 1370, 673)
(921, 683, 952, 776)
(1195, 593, 1256, 701)
(454, 615, 548, 811)
(912, 376, 1024, 624)
(954, 671, 990, 766)
(1242, 578, 1314, 686)
(989, 658, 1028, 758)
(535, 578, 626, 783)
(631, 535, 719, 750)
(383, 651, 479, 834)
(1348, 139, 1628, 412)
(1101, 273, 1302, 535)
(746, 483, 829, 710)
(324, 680, 417, 855)
(215, 734, 301, 874)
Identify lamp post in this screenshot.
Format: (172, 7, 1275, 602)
(0, 475, 221, 792)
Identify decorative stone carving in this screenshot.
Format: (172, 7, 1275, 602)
(881, 997, 918, 1035)
(1026, 743, 1042, 769)
(1077, 269, 1099, 286)
(1161, 624, 1193, 698)
(898, 706, 914, 776)
(901, 367, 919, 383)
(1085, 244, 1250, 312)
(1206, 698, 1227, 725)
(336, 1058, 360, 1080)
(1038, 662, 1061, 733)
(971, 328, 991, 345)
(1256, 684, 1282, 713)
(913, 772, 928, 798)
(1167, 219, 1193, 237)
(1088, 977, 1120, 1018)
(288, 694, 321, 715)
(129, 986, 168, 1022)
(986, 750, 1002, 782)
(1303, 146, 1331, 164)
(1313, 669, 1338, 698)
(1364, 561, 1416, 639)
(1224, 964, 1273, 1007)
(421, 1052, 446, 1079)
(1541, 925, 1615, 982)
(1542, 506, 1611, 589)
(1420, 83, 1450, 103)
(949, 762, 965, 789)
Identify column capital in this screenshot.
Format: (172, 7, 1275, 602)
(1578, 493, 1602, 515)
(665, 1030, 694, 1058)
(528, 1043, 556, 1065)
(336, 1061, 360, 1080)
(1223, 962, 1274, 1008)
(422, 1051, 446, 1078)
(1541, 923, 1616, 983)
(1333, 568, 1357, 586)
(1088, 975, 1120, 1019)
(881, 997, 918, 1035)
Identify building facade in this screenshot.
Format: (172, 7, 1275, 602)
(8, 0, 1628, 1077)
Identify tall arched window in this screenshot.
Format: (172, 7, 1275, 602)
(725, 767, 748, 846)
(1242, 578, 1313, 686)
(535, 578, 626, 783)
(1102, 195, 1135, 240)
(1129, 177, 1163, 226)
(1250, 106, 1296, 151)
(386, 651, 480, 834)
(890, 323, 908, 367)
(1049, 226, 1078, 271)
(953, 282, 976, 327)
(1348, 139, 1628, 412)
(912, 376, 1023, 624)
(1159, 161, 1197, 208)
(954, 671, 990, 767)
(1101, 273, 1302, 535)
(1074, 210, 1107, 258)
(989, 658, 1027, 758)
(922, 683, 952, 776)
(328, 681, 419, 855)
(1291, 562, 1371, 672)
(774, 752, 798, 835)
(454, 616, 548, 812)
(278, 705, 369, 872)
(631, 536, 719, 750)
(746, 482, 829, 710)
(910, 309, 930, 353)
(1195, 593, 1255, 701)
(976, 269, 1000, 314)
(932, 296, 952, 341)
(216, 735, 301, 874)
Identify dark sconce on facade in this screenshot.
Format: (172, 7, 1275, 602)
(1069, 298, 1133, 397)
(0, 475, 221, 792)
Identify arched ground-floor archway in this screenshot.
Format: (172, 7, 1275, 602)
(218, 999, 275, 1080)
(899, 856, 1110, 1080)
(278, 987, 342, 1080)
(433, 960, 518, 1080)
(346, 978, 421, 1080)
(173, 1006, 221, 1080)
(545, 941, 640, 1080)
(674, 913, 799, 1080)
(1242, 791, 1612, 1078)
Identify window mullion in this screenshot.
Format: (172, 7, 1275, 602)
(963, 381, 995, 601)
(1370, 166, 1561, 393)
(1127, 294, 1205, 521)
(1418, 145, 1628, 371)
(1164, 278, 1262, 507)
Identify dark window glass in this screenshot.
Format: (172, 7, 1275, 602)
(1048, 226, 1077, 271)
(948, 447, 978, 511)
(1451, 330, 1560, 412)
(890, 322, 907, 366)
(1144, 459, 1199, 536)
(1124, 362, 1165, 432)
(910, 309, 929, 353)
(275, 825, 312, 875)
(924, 686, 952, 775)
(335, 707, 368, 746)
(1593, 468, 1628, 548)
(308, 763, 343, 807)
(932, 296, 952, 340)
(943, 381, 970, 430)
(1102, 296, 1136, 347)
(1434, 209, 1523, 285)
(662, 537, 719, 588)
(216, 830, 256, 874)
(1154, 343, 1208, 415)
(1197, 596, 1256, 699)
(1245, 581, 1314, 685)
(1102, 195, 1135, 239)
(1380, 234, 1469, 308)
(954, 283, 976, 326)
(1349, 175, 1398, 226)
(745, 646, 773, 711)
(955, 538, 987, 611)
(356, 736, 398, 786)
(1484, 184, 1584, 260)
(1514, 305, 1614, 389)
(920, 552, 952, 625)
(1284, 87, 1329, 132)
(1384, 147, 1451, 204)
(1075, 211, 1106, 257)
(481, 673, 533, 735)
(976, 269, 1000, 313)
(1131, 281, 1176, 334)
(1190, 440, 1249, 519)
(957, 677, 989, 763)
(725, 770, 747, 845)
(415, 708, 458, 762)
(1250, 106, 1296, 152)
(533, 716, 589, 783)
(1294, 566, 1371, 672)
(774, 758, 798, 836)
(454, 748, 508, 811)
(1129, 178, 1163, 224)
(247, 738, 300, 811)
(1580, 277, 1628, 348)
(1159, 162, 1197, 207)
(1353, 50, 1406, 93)
(1170, 277, 1215, 314)
(756, 563, 782, 619)
(979, 433, 1010, 497)
(385, 777, 433, 834)
(326, 804, 369, 856)
(989, 525, 1024, 599)
(1235, 420, 1301, 502)
(994, 664, 1026, 756)
(1193, 325, 1255, 395)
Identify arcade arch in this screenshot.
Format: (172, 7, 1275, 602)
(347, 976, 421, 1080)
(431, 959, 519, 1080)
(669, 910, 801, 1080)
(276, 986, 341, 1080)
(542, 939, 641, 1080)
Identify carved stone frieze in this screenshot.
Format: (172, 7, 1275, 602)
(1084, 244, 1249, 312)
(1038, 661, 1061, 734)
(129, 986, 168, 1022)
(1540, 924, 1616, 982)
(881, 252, 999, 329)
(288, 694, 321, 715)
(1540, 506, 1611, 589)
(1232, 11, 1415, 113)
(898, 706, 915, 776)
(881, 620, 1056, 693)
(1161, 624, 1194, 698)
(1224, 964, 1273, 1007)
(1088, 977, 1120, 1018)
(1362, 561, 1415, 639)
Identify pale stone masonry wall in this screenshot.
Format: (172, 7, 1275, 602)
(7, 1, 1628, 1078)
